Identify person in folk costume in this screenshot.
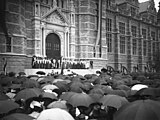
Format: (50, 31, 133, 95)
(2, 58, 7, 75)
(39, 59, 43, 69)
(60, 58, 65, 75)
(77, 60, 81, 69)
(80, 60, 83, 69)
(90, 60, 93, 69)
(68, 59, 72, 69)
(70, 59, 73, 69)
(54, 58, 58, 69)
(35, 59, 38, 68)
(82, 60, 85, 69)
(51, 58, 55, 69)
(43, 58, 46, 69)
(65, 59, 69, 69)
(72, 60, 76, 69)
(86, 60, 90, 69)
(47, 59, 51, 69)
(32, 55, 37, 68)
(41, 58, 44, 69)
(37, 59, 41, 69)
(58, 59, 61, 69)
(48, 59, 52, 69)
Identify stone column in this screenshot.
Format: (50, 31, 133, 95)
(67, 32, 70, 57)
(138, 21, 143, 71)
(113, 14, 119, 70)
(64, 31, 67, 58)
(147, 26, 152, 63)
(126, 18, 132, 72)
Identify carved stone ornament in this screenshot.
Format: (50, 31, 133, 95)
(46, 12, 65, 24)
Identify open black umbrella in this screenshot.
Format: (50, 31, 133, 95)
(2, 113, 34, 120)
(36, 71, 46, 75)
(0, 100, 20, 114)
(14, 88, 42, 101)
(114, 99, 160, 120)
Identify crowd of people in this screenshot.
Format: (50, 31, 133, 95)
(0, 67, 160, 120)
(32, 56, 93, 69)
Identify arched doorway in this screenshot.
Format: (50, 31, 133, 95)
(46, 33, 61, 59)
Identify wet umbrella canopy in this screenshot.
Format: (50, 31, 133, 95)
(37, 108, 74, 120)
(67, 92, 95, 107)
(99, 94, 129, 110)
(36, 71, 46, 75)
(114, 99, 160, 120)
(14, 88, 42, 101)
(1, 113, 34, 120)
(0, 100, 20, 114)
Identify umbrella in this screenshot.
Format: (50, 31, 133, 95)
(12, 77, 28, 84)
(0, 77, 13, 86)
(0, 92, 10, 101)
(115, 84, 131, 91)
(14, 88, 42, 101)
(89, 93, 104, 102)
(0, 100, 20, 114)
(36, 71, 46, 75)
(7, 84, 22, 90)
(21, 79, 40, 88)
(89, 88, 104, 95)
(1, 113, 34, 120)
(37, 108, 74, 120)
(52, 79, 64, 83)
(67, 92, 95, 107)
(18, 72, 26, 76)
(135, 87, 160, 98)
(40, 92, 58, 100)
(59, 92, 76, 101)
(42, 84, 59, 90)
(131, 84, 148, 91)
(69, 81, 86, 93)
(113, 99, 160, 120)
(27, 75, 39, 80)
(47, 100, 68, 111)
(99, 94, 129, 110)
(54, 81, 69, 92)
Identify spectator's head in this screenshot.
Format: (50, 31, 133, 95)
(8, 72, 16, 77)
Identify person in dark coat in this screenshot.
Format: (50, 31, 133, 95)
(87, 103, 109, 120)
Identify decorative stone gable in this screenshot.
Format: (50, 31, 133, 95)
(46, 11, 65, 24)
(42, 8, 69, 26)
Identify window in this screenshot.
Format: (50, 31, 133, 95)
(119, 22, 125, 35)
(96, 3, 99, 30)
(106, 33, 112, 52)
(151, 31, 155, 41)
(151, 31, 156, 54)
(6, 37, 12, 52)
(106, 0, 111, 8)
(120, 36, 126, 54)
(131, 26, 137, 37)
(61, 0, 64, 8)
(131, 7, 136, 16)
(152, 42, 156, 54)
(56, 0, 59, 6)
(106, 18, 112, 52)
(106, 18, 112, 32)
(132, 39, 137, 55)
(142, 28, 147, 39)
(143, 40, 147, 56)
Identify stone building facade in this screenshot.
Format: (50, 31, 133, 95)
(0, 0, 159, 73)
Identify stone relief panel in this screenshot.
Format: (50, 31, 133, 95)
(40, 5, 50, 17)
(46, 12, 65, 25)
(35, 29, 40, 39)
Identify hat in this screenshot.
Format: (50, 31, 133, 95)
(30, 101, 42, 109)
